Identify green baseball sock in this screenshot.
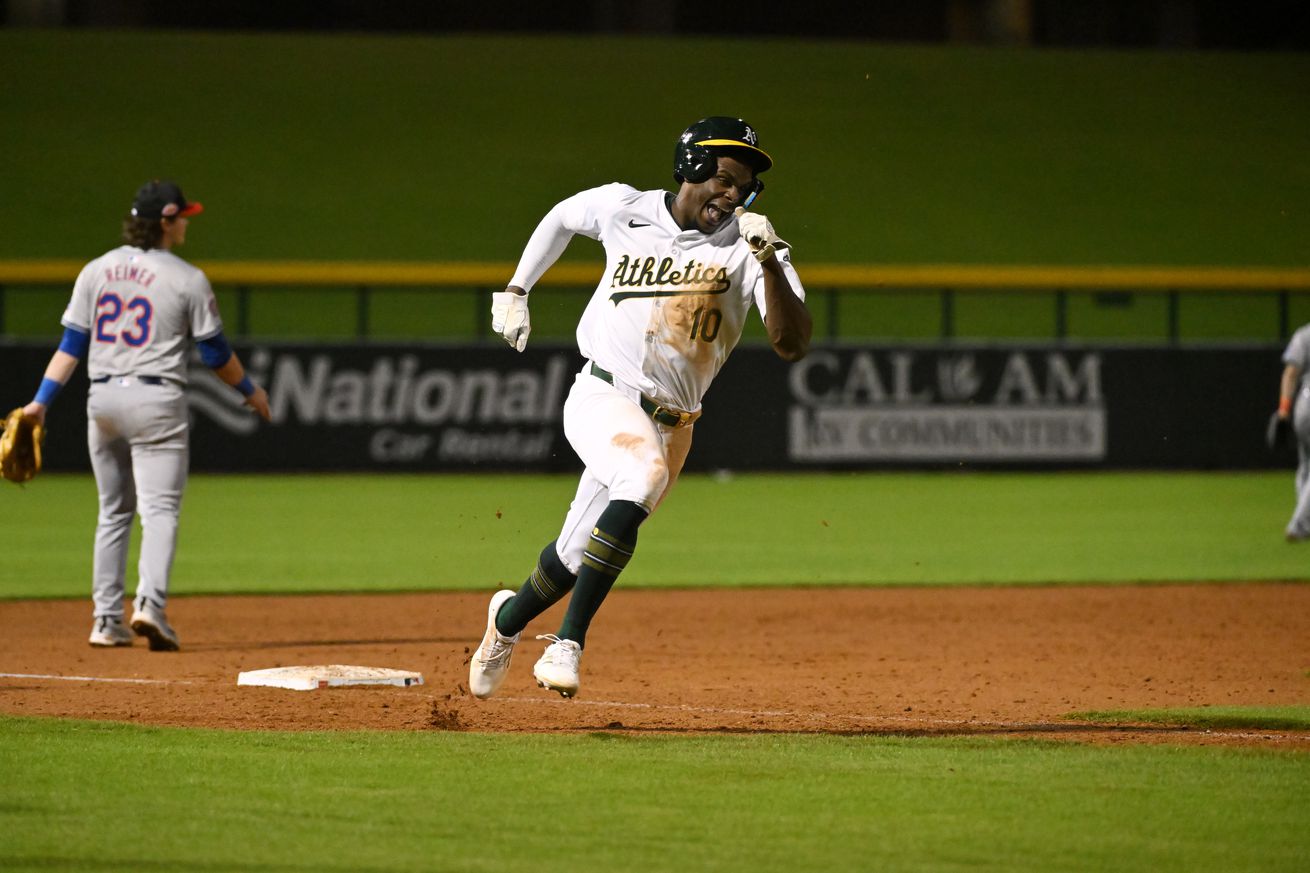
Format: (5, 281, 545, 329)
(495, 542, 577, 637)
(557, 499, 648, 648)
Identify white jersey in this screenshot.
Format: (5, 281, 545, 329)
(510, 183, 806, 413)
(61, 245, 222, 385)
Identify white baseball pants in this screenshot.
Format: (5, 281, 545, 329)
(553, 365, 693, 574)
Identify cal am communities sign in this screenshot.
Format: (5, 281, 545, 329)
(785, 349, 1105, 462)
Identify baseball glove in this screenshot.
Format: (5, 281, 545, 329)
(0, 408, 44, 483)
(1265, 411, 1294, 452)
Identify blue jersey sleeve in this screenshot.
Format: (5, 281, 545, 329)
(196, 331, 234, 369)
(57, 326, 90, 359)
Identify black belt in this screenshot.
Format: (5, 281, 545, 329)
(92, 375, 165, 385)
(589, 363, 696, 428)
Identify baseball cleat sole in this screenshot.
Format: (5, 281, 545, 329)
(130, 619, 180, 652)
(536, 679, 576, 699)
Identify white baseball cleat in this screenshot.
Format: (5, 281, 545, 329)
(130, 598, 180, 652)
(468, 589, 520, 699)
(88, 616, 134, 647)
(533, 634, 582, 699)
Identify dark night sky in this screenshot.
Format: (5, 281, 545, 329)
(5, 0, 1307, 50)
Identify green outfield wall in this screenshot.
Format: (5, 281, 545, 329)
(2, 31, 1307, 266)
(2, 31, 1306, 342)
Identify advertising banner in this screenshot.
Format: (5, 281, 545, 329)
(784, 348, 1105, 462)
(1, 341, 1286, 472)
(692, 344, 1281, 470)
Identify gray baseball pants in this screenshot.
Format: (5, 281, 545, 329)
(87, 378, 189, 619)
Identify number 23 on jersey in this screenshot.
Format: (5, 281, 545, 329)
(95, 291, 153, 347)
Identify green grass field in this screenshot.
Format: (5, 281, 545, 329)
(1068, 706, 1310, 731)
(1, 717, 1306, 873)
(2, 470, 1306, 598)
(3, 470, 1307, 871)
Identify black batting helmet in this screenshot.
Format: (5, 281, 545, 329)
(672, 116, 773, 186)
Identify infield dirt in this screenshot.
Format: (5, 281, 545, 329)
(2, 584, 1307, 747)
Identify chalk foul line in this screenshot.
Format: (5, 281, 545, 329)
(0, 672, 193, 686)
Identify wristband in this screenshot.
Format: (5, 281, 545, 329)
(235, 376, 256, 398)
(33, 377, 64, 406)
(1279, 396, 1292, 416)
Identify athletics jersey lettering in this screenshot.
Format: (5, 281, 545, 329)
(506, 183, 805, 412)
(608, 254, 730, 304)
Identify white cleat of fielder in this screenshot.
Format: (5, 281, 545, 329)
(130, 598, 180, 651)
(88, 616, 134, 647)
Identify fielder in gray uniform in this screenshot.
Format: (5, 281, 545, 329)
(469, 117, 811, 699)
(22, 180, 271, 649)
(1274, 323, 1310, 541)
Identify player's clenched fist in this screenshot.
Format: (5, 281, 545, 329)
(734, 206, 790, 263)
(491, 288, 531, 352)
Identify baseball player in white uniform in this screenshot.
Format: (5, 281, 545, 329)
(22, 179, 270, 649)
(469, 117, 811, 699)
(1274, 323, 1310, 541)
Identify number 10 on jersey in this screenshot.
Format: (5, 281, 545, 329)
(689, 306, 721, 342)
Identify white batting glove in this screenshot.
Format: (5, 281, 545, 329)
(491, 290, 531, 352)
(734, 206, 790, 263)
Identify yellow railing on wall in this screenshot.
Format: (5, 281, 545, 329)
(4, 260, 1310, 342)
(3, 259, 1310, 290)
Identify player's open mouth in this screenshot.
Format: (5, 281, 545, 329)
(705, 203, 729, 225)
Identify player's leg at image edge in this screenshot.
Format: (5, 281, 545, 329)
(1287, 431, 1310, 542)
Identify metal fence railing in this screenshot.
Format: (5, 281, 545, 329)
(3, 261, 1309, 344)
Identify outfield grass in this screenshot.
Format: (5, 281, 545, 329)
(1, 471, 1304, 598)
(0, 716, 1305, 873)
(1068, 706, 1310, 731)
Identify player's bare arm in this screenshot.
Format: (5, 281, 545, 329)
(1278, 363, 1301, 419)
(735, 202, 811, 361)
(212, 353, 271, 420)
(761, 257, 811, 362)
(22, 349, 82, 424)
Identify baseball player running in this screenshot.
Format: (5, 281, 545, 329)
(469, 116, 811, 699)
(22, 179, 270, 649)
(1272, 322, 1310, 541)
